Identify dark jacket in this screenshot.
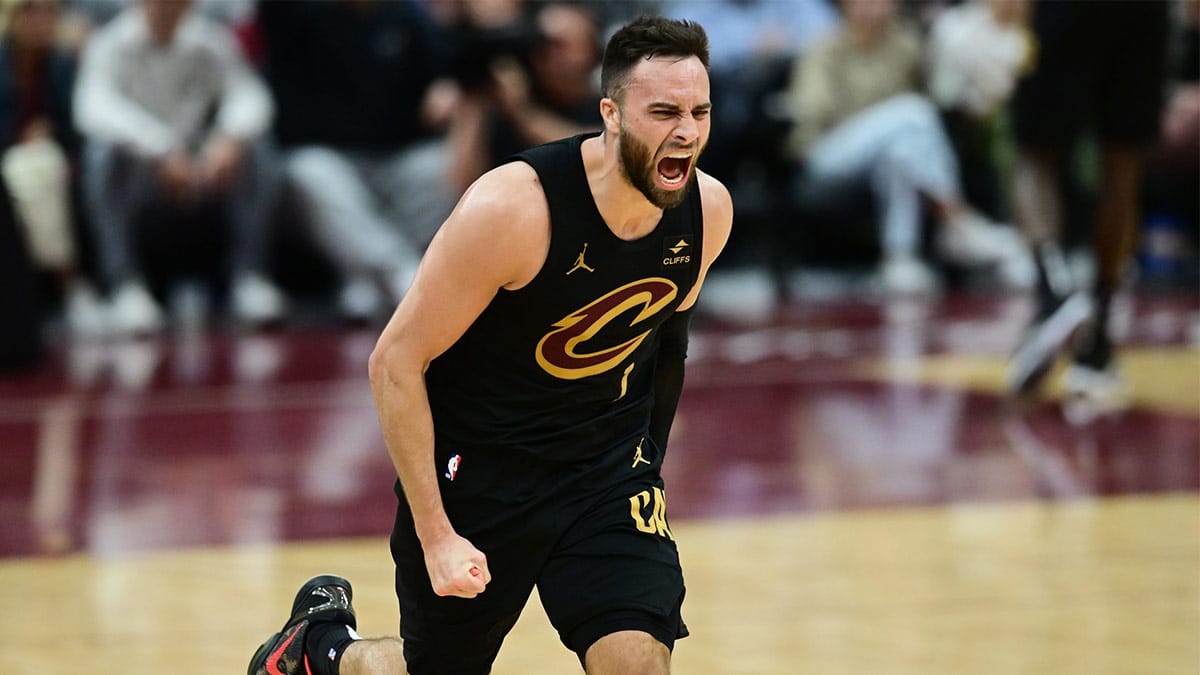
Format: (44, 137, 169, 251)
(0, 42, 79, 155)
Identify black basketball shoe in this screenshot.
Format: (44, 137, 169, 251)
(248, 575, 357, 675)
(1006, 291, 1093, 394)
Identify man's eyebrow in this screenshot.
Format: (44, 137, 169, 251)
(647, 101, 713, 111)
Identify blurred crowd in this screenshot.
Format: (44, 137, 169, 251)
(0, 0, 1196, 370)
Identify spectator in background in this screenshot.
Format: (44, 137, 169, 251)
(1005, 0, 1171, 405)
(1140, 0, 1199, 283)
(664, 0, 836, 183)
(785, 0, 1024, 295)
(74, 0, 286, 336)
(446, 0, 602, 193)
(925, 0, 1031, 229)
(0, 0, 104, 338)
(663, 0, 835, 283)
(257, 0, 457, 322)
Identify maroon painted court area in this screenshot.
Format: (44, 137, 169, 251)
(1, 290, 1197, 558)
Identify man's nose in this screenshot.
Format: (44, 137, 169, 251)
(672, 115, 700, 145)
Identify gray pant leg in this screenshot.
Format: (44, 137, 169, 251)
(374, 138, 456, 248)
(286, 145, 421, 281)
(225, 139, 283, 277)
(807, 94, 963, 258)
(80, 141, 160, 287)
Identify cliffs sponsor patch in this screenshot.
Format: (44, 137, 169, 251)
(662, 236, 692, 267)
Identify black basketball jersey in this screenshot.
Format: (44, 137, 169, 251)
(424, 133, 704, 461)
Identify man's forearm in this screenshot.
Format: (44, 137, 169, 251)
(649, 308, 693, 450)
(510, 104, 597, 148)
(370, 364, 453, 544)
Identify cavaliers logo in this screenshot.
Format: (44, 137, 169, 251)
(536, 278, 678, 380)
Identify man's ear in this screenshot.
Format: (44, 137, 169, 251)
(600, 98, 621, 135)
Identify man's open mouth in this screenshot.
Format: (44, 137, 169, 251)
(656, 152, 693, 187)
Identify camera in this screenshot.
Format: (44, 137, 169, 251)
(448, 21, 545, 89)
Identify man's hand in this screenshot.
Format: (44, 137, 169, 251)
(490, 57, 532, 120)
(17, 117, 53, 143)
(199, 136, 245, 189)
(159, 150, 197, 198)
(423, 531, 491, 598)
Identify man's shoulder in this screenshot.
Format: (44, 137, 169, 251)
(88, 9, 137, 46)
(459, 161, 548, 224)
(697, 170, 732, 209)
(176, 13, 239, 53)
(695, 169, 734, 240)
(439, 160, 551, 289)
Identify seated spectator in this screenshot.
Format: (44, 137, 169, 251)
(663, 0, 835, 277)
(925, 0, 1031, 233)
(1140, 0, 1199, 283)
(257, 0, 457, 322)
(0, 0, 104, 338)
(785, 0, 1025, 295)
(446, 1, 603, 193)
(664, 0, 835, 183)
(74, 0, 286, 336)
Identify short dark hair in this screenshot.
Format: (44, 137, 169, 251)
(600, 16, 710, 102)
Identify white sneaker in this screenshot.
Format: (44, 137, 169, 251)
(63, 282, 108, 339)
(338, 276, 383, 321)
(880, 255, 940, 295)
(1062, 362, 1130, 424)
(231, 273, 287, 327)
(1006, 292, 1093, 394)
(995, 246, 1036, 290)
(937, 211, 1024, 267)
(108, 280, 165, 337)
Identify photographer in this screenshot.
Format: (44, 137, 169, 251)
(446, 1, 602, 193)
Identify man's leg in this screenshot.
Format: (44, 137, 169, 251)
(584, 630, 670, 675)
(249, 575, 372, 675)
(79, 141, 166, 335)
(804, 94, 949, 293)
(79, 141, 154, 290)
(284, 146, 424, 318)
(389, 447, 554, 675)
(539, 436, 688, 675)
(286, 147, 422, 289)
(223, 139, 287, 326)
(1062, 145, 1147, 405)
(337, 638, 406, 674)
(1005, 147, 1093, 394)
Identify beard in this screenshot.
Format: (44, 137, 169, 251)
(617, 121, 700, 210)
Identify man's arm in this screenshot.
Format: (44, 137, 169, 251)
(368, 161, 548, 598)
(650, 171, 733, 449)
(648, 306, 693, 450)
(208, 20, 273, 143)
(490, 60, 598, 146)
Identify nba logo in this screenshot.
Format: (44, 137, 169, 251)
(445, 454, 461, 481)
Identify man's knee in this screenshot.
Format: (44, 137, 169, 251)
(884, 92, 941, 129)
(286, 146, 353, 188)
(584, 630, 670, 675)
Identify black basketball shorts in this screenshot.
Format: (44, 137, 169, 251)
(1012, 0, 1170, 148)
(389, 432, 688, 675)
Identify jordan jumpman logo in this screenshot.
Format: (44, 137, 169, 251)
(632, 437, 651, 468)
(567, 243, 595, 275)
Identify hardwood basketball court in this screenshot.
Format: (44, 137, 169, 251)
(2, 290, 1197, 674)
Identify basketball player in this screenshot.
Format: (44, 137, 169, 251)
(249, 16, 731, 675)
(1005, 0, 1170, 400)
